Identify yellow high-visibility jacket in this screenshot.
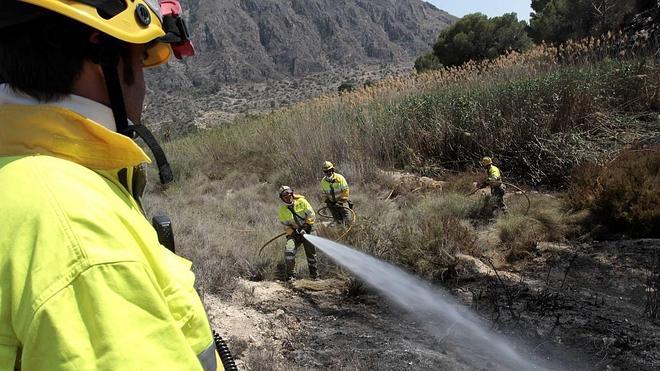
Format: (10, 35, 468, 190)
(0, 104, 221, 370)
(320, 173, 349, 203)
(278, 195, 315, 235)
(485, 165, 503, 187)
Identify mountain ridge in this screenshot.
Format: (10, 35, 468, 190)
(145, 0, 455, 129)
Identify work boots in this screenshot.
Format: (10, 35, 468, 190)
(309, 266, 319, 281)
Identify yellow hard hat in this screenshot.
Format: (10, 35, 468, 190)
(322, 161, 335, 172)
(481, 157, 493, 166)
(10, 0, 195, 67)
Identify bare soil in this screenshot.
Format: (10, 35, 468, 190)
(206, 239, 659, 370)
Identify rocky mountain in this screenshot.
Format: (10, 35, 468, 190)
(145, 0, 455, 130)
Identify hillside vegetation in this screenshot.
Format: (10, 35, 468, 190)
(145, 31, 659, 294)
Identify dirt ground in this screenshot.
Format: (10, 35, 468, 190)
(206, 239, 659, 370)
(206, 279, 479, 370)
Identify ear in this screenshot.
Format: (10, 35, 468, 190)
(86, 31, 106, 65)
(88, 31, 102, 44)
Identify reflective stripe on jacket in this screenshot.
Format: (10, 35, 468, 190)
(0, 104, 221, 370)
(320, 173, 349, 202)
(278, 195, 315, 234)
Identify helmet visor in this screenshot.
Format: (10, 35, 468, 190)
(143, 42, 172, 67)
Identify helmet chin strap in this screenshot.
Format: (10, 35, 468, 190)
(97, 42, 174, 185)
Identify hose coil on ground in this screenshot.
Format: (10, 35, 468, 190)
(468, 182, 531, 214)
(315, 205, 356, 240)
(503, 182, 531, 214)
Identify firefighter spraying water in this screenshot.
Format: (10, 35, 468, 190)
(277, 186, 318, 281)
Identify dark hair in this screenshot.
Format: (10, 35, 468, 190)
(0, 13, 97, 101)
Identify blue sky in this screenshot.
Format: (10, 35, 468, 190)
(428, 0, 534, 21)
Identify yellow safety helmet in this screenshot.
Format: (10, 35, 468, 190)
(322, 161, 335, 172)
(8, 0, 194, 67)
(1, 0, 195, 185)
(481, 157, 493, 166)
(279, 185, 293, 197)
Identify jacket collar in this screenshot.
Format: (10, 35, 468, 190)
(0, 104, 150, 170)
(0, 84, 117, 132)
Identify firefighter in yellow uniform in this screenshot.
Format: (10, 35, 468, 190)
(0, 1, 224, 370)
(478, 157, 507, 213)
(278, 186, 318, 281)
(320, 161, 351, 225)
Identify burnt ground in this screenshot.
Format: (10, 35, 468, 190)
(461, 239, 660, 370)
(277, 283, 480, 370)
(208, 239, 659, 370)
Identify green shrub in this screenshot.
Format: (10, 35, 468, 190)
(338, 81, 356, 94)
(567, 148, 660, 237)
(397, 215, 479, 281)
(431, 13, 532, 67)
(414, 53, 443, 73)
(389, 59, 659, 185)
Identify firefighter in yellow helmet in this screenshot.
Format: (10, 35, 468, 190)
(477, 157, 507, 213)
(0, 1, 227, 370)
(278, 186, 318, 281)
(320, 161, 352, 225)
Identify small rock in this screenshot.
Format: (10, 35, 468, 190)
(455, 254, 491, 277)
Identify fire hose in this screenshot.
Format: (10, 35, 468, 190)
(468, 182, 531, 214)
(503, 182, 531, 214)
(258, 232, 287, 256)
(258, 205, 357, 255)
(213, 330, 238, 371)
(316, 205, 357, 240)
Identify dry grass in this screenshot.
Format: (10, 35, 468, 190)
(143, 32, 659, 290)
(143, 163, 581, 291)
(334, 190, 484, 281)
(144, 172, 301, 293)
(496, 194, 570, 261)
(164, 54, 658, 187)
(441, 171, 481, 193)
